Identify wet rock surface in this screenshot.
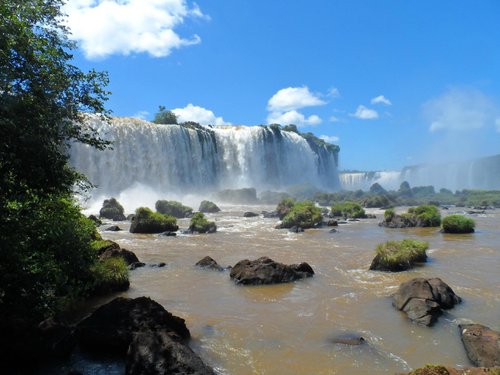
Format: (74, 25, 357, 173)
(392, 278, 461, 326)
(459, 324, 500, 367)
(230, 256, 314, 285)
(195, 256, 224, 271)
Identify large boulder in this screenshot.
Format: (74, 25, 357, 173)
(230, 256, 314, 285)
(459, 324, 500, 367)
(130, 207, 179, 234)
(198, 200, 221, 213)
(76, 297, 190, 355)
(392, 278, 461, 326)
(99, 198, 126, 221)
(126, 331, 215, 375)
(100, 247, 140, 265)
(155, 200, 193, 218)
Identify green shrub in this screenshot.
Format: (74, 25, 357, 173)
(408, 205, 441, 227)
(331, 201, 367, 219)
(442, 215, 475, 233)
(130, 207, 178, 233)
(276, 197, 296, 219)
(370, 239, 428, 272)
(155, 200, 193, 218)
(363, 194, 391, 208)
(99, 198, 125, 220)
(91, 239, 121, 255)
(189, 212, 216, 233)
(281, 200, 322, 229)
(384, 208, 396, 221)
(90, 257, 129, 295)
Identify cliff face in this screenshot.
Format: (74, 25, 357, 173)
(70, 117, 340, 196)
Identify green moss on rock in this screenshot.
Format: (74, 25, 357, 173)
(442, 214, 475, 233)
(281, 200, 322, 229)
(130, 207, 178, 234)
(370, 239, 428, 272)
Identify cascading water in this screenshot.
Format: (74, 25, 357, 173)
(70, 117, 340, 201)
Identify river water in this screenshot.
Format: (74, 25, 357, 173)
(77, 206, 499, 374)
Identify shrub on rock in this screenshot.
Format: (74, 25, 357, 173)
(198, 200, 221, 213)
(99, 198, 126, 221)
(90, 257, 129, 295)
(281, 200, 322, 229)
(276, 197, 296, 219)
(370, 239, 428, 272)
(155, 200, 193, 218)
(331, 201, 367, 219)
(130, 207, 178, 234)
(189, 212, 216, 233)
(442, 215, 475, 234)
(380, 205, 441, 228)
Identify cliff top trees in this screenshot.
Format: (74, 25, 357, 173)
(153, 105, 178, 124)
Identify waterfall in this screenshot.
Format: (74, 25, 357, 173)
(339, 171, 401, 191)
(70, 117, 340, 200)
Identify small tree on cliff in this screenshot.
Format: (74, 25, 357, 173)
(153, 105, 178, 124)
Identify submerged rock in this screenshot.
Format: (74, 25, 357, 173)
(392, 278, 461, 326)
(195, 256, 224, 271)
(288, 225, 304, 233)
(129, 262, 146, 270)
(198, 200, 221, 213)
(459, 324, 500, 367)
(230, 256, 314, 285)
(243, 211, 259, 218)
(329, 333, 366, 346)
(104, 225, 122, 231)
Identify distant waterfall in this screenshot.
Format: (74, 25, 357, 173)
(70, 117, 340, 197)
(339, 171, 401, 191)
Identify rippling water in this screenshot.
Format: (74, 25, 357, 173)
(74, 206, 500, 374)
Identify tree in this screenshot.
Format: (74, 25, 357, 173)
(153, 105, 178, 124)
(0, 1, 111, 325)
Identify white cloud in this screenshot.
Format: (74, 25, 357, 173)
(328, 87, 341, 98)
(371, 95, 392, 106)
(329, 115, 339, 122)
(132, 110, 149, 120)
(267, 110, 322, 127)
(352, 105, 379, 120)
(319, 135, 339, 143)
(63, 0, 206, 59)
(267, 86, 326, 112)
(172, 104, 230, 125)
(423, 88, 498, 132)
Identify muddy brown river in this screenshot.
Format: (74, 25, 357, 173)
(67, 206, 500, 374)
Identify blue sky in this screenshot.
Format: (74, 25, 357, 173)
(64, 0, 500, 171)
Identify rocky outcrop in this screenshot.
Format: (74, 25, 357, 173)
(126, 331, 215, 375)
(230, 257, 314, 285)
(104, 225, 121, 231)
(100, 247, 140, 265)
(329, 332, 366, 346)
(195, 256, 224, 271)
(405, 365, 500, 374)
(459, 324, 500, 367)
(99, 198, 126, 221)
(243, 211, 259, 217)
(392, 278, 461, 326)
(198, 200, 221, 213)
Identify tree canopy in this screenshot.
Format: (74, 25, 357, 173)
(153, 105, 178, 124)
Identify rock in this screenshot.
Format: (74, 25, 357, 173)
(243, 211, 259, 218)
(404, 365, 500, 374)
(99, 198, 126, 221)
(126, 214, 135, 221)
(76, 297, 191, 355)
(392, 278, 461, 326)
(262, 210, 279, 218)
(459, 324, 500, 367)
(88, 215, 102, 226)
(37, 318, 76, 358)
(130, 207, 179, 234)
(104, 225, 122, 231)
(198, 200, 221, 213)
(329, 333, 366, 346)
(126, 331, 215, 375)
(329, 228, 337, 233)
(94, 240, 121, 255)
(129, 262, 146, 270)
(149, 262, 167, 268)
(155, 200, 193, 218)
(326, 219, 338, 226)
(160, 231, 177, 237)
(288, 225, 304, 233)
(100, 247, 139, 266)
(195, 256, 224, 271)
(230, 257, 314, 285)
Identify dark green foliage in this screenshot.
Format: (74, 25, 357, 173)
(369, 183, 386, 195)
(281, 200, 322, 229)
(99, 198, 125, 220)
(276, 197, 296, 219)
(0, 196, 99, 322)
(130, 207, 178, 234)
(384, 208, 396, 221)
(411, 186, 436, 198)
(370, 239, 428, 272)
(90, 257, 129, 295)
(398, 181, 412, 197)
(441, 215, 475, 233)
(408, 205, 441, 227)
(152, 105, 177, 124)
(198, 200, 221, 213)
(331, 201, 367, 219)
(362, 194, 391, 208)
(155, 200, 193, 218)
(189, 212, 216, 233)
